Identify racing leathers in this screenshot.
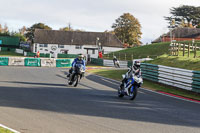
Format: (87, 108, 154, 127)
(123, 65, 141, 83)
(68, 58, 86, 79)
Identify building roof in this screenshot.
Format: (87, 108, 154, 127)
(34, 29, 123, 48)
(166, 27, 200, 38)
(152, 28, 200, 43)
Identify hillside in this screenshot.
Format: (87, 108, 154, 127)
(103, 41, 200, 61)
(103, 42, 170, 60)
(103, 41, 200, 71)
(145, 54, 200, 71)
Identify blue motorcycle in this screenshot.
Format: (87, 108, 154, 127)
(118, 73, 143, 100)
(67, 64, 85, 87)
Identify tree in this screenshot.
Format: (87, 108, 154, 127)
(0, 24, 10, 36)
(0, 24, 2, 33)
(59, 23, 73, 31)
(19, 26, 27, 35)
(112, 13, 142, 46)
(25, 23, 52, 42)
(2, 24, 9, 33)
(165, 5, 200, 27)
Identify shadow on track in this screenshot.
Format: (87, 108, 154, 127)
(0, 74, 200, 128)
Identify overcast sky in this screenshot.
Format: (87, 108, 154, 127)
(0, 0, 199, 44)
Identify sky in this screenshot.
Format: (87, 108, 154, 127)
(0, 0, 199, 44)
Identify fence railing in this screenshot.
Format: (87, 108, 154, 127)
(103, 52, 158, 61)
(141, 63, 200, 93)
(169, 43, 200, 58)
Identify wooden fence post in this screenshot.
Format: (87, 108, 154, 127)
(194, 44, 197, 58)
(178, 43, 180, 56)
(175, 43, 178, 56)
(183, 44, 185, 56)
(188, 43, 190, 57)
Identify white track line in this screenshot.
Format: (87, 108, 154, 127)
(0, 124, 20, 133)
(92, 74, 200, 104)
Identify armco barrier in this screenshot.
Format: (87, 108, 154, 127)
(192, 71, 200, 93)
(58, 54, 78, 58)
(41, 58, 56, 67)
(9, 57, 25, 66)
(24, 58, 41, 67)
(91, 58, 103, 66)
(27, 52, 36, 57)
(103, 59, 127, 68)
(141, 63, 200, 93)
(0, 57, 9, 66)
(56, 59, 74, 67)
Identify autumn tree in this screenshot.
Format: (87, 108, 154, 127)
(59, 23, 73, 31)
(0, 24, 10, 36)
(25, 23, 52, 42)
(165, 5, 200, 28)
(112, 13, 142, 46)
(19, 26, 27, 35)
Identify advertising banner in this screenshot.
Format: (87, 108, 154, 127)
(41, 58, 56, 67)
(0, 57, 9, 66)
(9, 57, 25, 66)
(56, 59, 74, 67)
(24, 58, 41, 67)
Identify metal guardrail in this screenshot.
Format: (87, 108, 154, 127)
(103, 59, 127, 68)
(141, 63, 200, 93)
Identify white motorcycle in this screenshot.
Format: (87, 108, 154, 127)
(118, 71, 143, 100)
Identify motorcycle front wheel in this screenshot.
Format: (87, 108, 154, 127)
(118, 84, 124, 97)
(129, 86, 138, 100)
(73, 74, 80, 87)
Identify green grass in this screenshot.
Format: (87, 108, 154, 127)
(103, 41, 200, 61)
(87, 69, 200, 101)
(0, 127, 14, 133)
(103, 42, 171, 60)
(0, 51, 24, 57)
(145, 54, 200, 71)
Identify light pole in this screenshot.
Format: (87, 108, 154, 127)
(98, 42, 101, 52)
(170, 19, 175, 43)
(96, 37, 99, 47)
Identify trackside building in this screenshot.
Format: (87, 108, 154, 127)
(32, 29, 124, 58)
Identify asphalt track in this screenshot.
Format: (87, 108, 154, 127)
(0, 67, 200, 133)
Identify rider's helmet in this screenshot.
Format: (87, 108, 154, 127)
(78, 54, 84, 60)
(133, 61, 141, 69)
(113, 56, 116, 59)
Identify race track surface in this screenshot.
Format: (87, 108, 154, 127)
(0, 67, 200, 133)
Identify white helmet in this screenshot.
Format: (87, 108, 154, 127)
(133, 61, 140, 69)
(78, 54, 84, 60)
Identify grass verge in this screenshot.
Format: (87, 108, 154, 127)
(0, 126, 14, 133)
(145, 54, 200, 71)
(87, 69, 200, 101)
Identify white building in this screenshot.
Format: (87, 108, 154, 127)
(32, 29, 124, 58)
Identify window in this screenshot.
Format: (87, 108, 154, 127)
(39, 44, 48, 47)
(45, 49, 48, 51)
(92, 50, 95, 54)
(58, 45, 64, 48)
(75, 45, 82, 49)
(39, 44, 44, 47)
